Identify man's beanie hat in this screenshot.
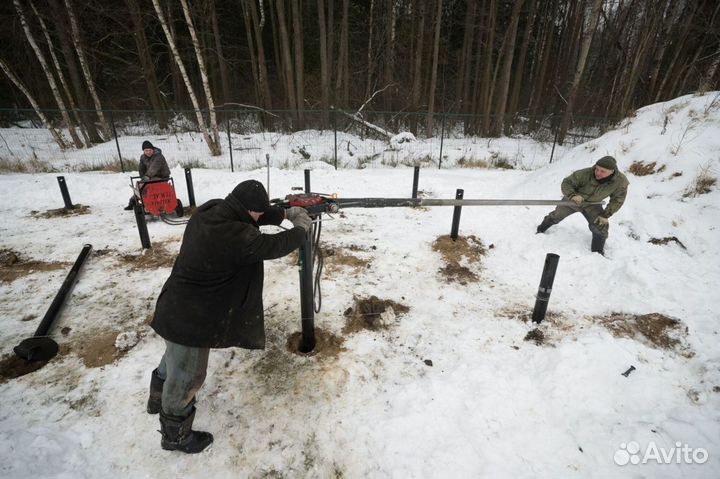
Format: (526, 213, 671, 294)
(142, 140, 154, 150)
(596, 155, 617, 170)
(231, 180, 270, 212)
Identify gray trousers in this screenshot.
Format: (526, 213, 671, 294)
(156, 340, 210, 417)
(542, 203, 609, 238)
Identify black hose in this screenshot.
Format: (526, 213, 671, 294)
(312, 218, 323, 313)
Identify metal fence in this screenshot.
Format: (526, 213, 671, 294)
(0, 107, 615, 171)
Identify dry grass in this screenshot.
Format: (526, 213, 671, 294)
(683, 164, 716, 197)
(115, 240, 178, 270)
(341, 295, 410, 335)
(628, 161, 658, 176)
(596, 312, 692, 356)
(0, 157, 55, 173)
(30, 204, 91, 219)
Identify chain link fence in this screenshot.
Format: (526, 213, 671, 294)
(0, 107, 616, 172)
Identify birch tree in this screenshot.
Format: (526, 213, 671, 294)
(151, 0, 221, 155)
(64, 0, 110, 140)
(13, 0, 83, 148)
(0, 58, 68, 149)
(179, 0, 221, 151)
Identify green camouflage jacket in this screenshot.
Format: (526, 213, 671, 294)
(561, 167, 629, 217)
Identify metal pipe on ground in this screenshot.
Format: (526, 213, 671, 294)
(14, 244, 93, 361)
(450, 189, 464, 240)
(134, 203, 151, 249)
(532, 253, 560, 324)
(298, 229, 316, 353)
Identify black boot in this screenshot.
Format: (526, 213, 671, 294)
(591, 234, 606, 255)
(147, 369, 164, 414)
(159, 407, 213, 454)
(124, 197, 136, 211)
(536, 219, 553, 234)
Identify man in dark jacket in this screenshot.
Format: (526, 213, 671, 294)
(145, 179, 312, 453)
(124, 140, 171, 210)
(536, 156, 629, 255)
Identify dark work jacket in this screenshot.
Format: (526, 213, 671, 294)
(139, 148, 170, 180)
(151, 195, 305, 349)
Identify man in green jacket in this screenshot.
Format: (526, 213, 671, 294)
(536, 156, 629, 255)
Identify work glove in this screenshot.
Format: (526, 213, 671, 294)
(285, 206, 306, 222)
(570, 195, 584, 206)
(593, 216, 609, 226)
(290, 210, 312, 232)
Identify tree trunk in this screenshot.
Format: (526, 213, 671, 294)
(365, 0, 376, 101)
(291, 0, 305, 126)
(249, 0, 272, 110)
(209, 0, 231, 105)
(14, 0, 83, 148)
(241, 0, 262, 106)
(0, 58, 68, 149)
(654, 2, 697, 102)
(646, 0, 678, 100)
(335, 0, 350, 108)
(179, 0, 221, 153)
(480, 0, 497, 135)
(29, 0, 89, 147)
(64, 0, 110, 140)
(125, 0, 167, 128)
(491, 0, 526, 136)
(426, 0, 443, 136)
(557, 0, 603, 144)
(318, 0, 330, 125)
(151, 0, 220, 155)
(276, 0, 298, 119)
(383, 0, 397, 112)
(457, 0, 477, 116)
(410, 0, 427, 135)
(507, 0, 539, 125)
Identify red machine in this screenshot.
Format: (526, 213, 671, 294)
(130, 176, 184, 218)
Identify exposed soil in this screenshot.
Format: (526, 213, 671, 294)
(432, 234, 487, 284)
(0, 248, 70, 283)
(30, 204, 91, 219)
(342, 295, 410, 334)
(322, 246, 372, 273)
(497, 306, 566, 326)
(595, 312, 692, 356)
(70, 330, 129, 368)
(116, 241, 178, 270)
(287, 328, 346, 358)
(524, 328, 545, 345)
(648, 236, 687, 249)
(0, 353, 50, 383)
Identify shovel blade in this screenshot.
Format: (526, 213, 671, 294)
(14, 337, 59, 362)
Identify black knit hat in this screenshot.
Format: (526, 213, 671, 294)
(595, 155, 617, 170)
(231, 180, 270, 212)
(142, 140, 154, 150)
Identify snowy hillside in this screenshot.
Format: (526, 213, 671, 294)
(1, 92, 719, 478)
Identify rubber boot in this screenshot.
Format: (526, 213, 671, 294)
(146, 368, 164, 414)
(536, 218, 553, 234)
(159, 407, 213, 454)
(591, 234, 606, 256)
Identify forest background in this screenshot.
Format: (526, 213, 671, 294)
(0, 0, 718, 156)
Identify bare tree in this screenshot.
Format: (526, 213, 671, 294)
(491, 0, 526, 136)
(557, 0, 604, 144)
(151, 0, 221, 155)
(275, 0, 298, 118)
(0, 58, 68, 149)
(64, 0, 110, 140)
(291, 0, 305, 125)
(179, 0, 221, 151)
(426, 0, 443, 136)
(335, 0, 350, 108)
(14, 0, 83, 148)
(29, 0, 89, 147)
(209, 0, 231, 105)
(318, 0, 330, 124)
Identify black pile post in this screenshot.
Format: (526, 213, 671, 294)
(14, 244, 93, 361)
(532, 253, 560, 323)
(56, 176, 74, 209)
(184, 168, 196, 207)
(450, 189, 464, 240)
(304, 169, 311, 193)
(227, 116, 234, 172)
(133, 203, 151, 249)
(298, 229, 316, 353)
(412, 166, 420, 199)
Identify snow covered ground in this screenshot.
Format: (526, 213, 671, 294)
(1, 92, 719, 478)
